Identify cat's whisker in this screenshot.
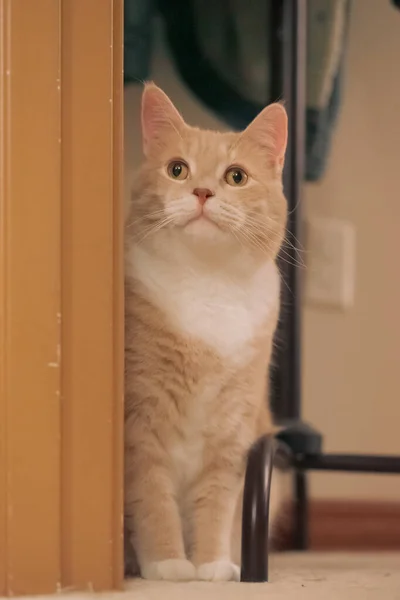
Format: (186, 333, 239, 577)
(241, 219, 306, 268)
(282, 240, 307, 266)
(276, 269, 294, 296)
(126, 209, 167, 229)
(215, 201, 306, 268)
(285, 229, 306, 251)
(228, 227, 248, 254)
(243, 225, 305, 268)
(238, 228, 271, 257)
(217, 213, 243, 229)
(131, 218, 165, 238)
(247, 213, 306, 259)
(133, 216, 175, 244)
(256, 234, 305, 268)
(278, 256, 306, 270)
(221, 204, 278, 232)
(217, 206, 273, 252)
(241, 227, 305, 270)
(282, 236, 306, 255)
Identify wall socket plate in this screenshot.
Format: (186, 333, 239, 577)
(304, 217, 356, 310)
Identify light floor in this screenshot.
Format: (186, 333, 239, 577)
(14, 553, 400, 600)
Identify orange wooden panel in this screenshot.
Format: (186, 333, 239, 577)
(60, 0, 124, 591)
(0, 2, 6, 579)
(0, 0, 62, 595)
(111, 0, 125, 585)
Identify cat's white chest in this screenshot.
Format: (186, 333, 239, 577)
(127, 243, 279, 362)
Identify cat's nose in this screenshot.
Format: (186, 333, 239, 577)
(193, 188, 214, 205)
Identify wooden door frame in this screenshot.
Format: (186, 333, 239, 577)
(0, 0, 124, 595)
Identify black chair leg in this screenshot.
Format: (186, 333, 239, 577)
(240, 435, 275, 582)
(293, 469, 308, 550)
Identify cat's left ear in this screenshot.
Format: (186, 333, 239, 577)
(141, 83, 186, 157)
(243, 103, 288, 172)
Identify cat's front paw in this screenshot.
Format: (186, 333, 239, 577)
(197, 561, 240, 582)
(141, 559, 196, 581)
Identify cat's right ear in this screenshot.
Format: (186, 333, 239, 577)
(141, 83, 186, 157)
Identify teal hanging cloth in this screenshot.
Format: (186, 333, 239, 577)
(124, 0, 156, 84)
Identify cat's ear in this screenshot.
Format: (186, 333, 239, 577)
(243, 103, 288, 171)
(141, 83, 186, 156)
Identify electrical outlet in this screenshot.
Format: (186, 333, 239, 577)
(305, 217, 356, 310)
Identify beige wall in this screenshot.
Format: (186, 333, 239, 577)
(124, 0, 400, 501)
(304, 0, 400, 500)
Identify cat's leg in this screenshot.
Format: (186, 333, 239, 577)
(188, 463, 242, 582)
(125, 441, 196, 581)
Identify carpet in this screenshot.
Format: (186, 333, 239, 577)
(15, 553, 400, 600)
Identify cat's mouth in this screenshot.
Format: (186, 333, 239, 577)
(181, 209, 222, 232)
(185, 213, 219, 228)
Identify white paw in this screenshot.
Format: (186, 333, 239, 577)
(197, 561, 240, 582)
(141, 559, 196, 581)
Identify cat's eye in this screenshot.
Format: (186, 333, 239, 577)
(225, 166, 248, 187)
(167, 160, 189, 180)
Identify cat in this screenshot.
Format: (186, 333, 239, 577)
(124, 83, 289, 582)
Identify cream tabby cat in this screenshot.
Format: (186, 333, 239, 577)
(124, 83, 288, 582)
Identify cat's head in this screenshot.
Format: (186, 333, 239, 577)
(128, 83, 288, 261)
